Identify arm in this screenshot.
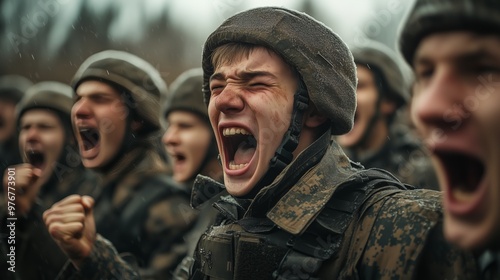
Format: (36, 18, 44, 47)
(44, 195, 140, 279)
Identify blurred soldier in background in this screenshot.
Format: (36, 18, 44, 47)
(399, 0, 500, 278)
(1, 81, 98, 280)
(43, 50, 197, 279)
(160, 68, 223, 278)
(0, 75, 32, 185)
(338, 41, 439, 190)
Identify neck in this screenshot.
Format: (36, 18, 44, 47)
(355, 117, 389, 154)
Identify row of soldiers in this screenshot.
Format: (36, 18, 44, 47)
(0, 0, 498, 279)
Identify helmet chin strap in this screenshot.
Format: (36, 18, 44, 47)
(239, 81, 309, 199)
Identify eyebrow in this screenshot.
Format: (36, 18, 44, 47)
(415, 49, 497, 67)
(210, 70, 278, 83)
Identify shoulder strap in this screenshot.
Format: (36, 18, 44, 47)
(273, 168, 411, 279)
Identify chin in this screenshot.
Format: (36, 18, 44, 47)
(444, 214, 498, 252)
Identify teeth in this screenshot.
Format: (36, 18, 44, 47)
(223, 127, 251, 136)
(229, 161, 248, 170)
(80, 128, 90, 132)
(452, 186, 473, 203)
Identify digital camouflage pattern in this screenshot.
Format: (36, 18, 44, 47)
(188, 131, 480, 279)
(54, 235, 140, 280)
(201, 7, 357, 135)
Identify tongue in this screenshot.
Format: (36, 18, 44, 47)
(234, 140, 256, 165)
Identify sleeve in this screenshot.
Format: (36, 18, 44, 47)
(56, 234, 141, 280)
(355, 190, 480, 280)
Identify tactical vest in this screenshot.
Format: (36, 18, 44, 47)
(191, 168, 411, 280)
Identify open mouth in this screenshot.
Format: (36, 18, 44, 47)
(26, 149, 45, 169)
(0, 118, 4, 128)
(222, 127, 256, 170)
(170, 152, 186, 165)
(79, 128, 100, 151)
(437, 151, 485, 204)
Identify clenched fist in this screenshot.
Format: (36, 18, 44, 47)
(43, 195, 96, 269)
(3, 163, 42, 216)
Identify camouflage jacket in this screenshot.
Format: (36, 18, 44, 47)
(56, 146, 198, 280)
(346, 125, 439, 190)
(0, 167, 99, 280)
(188, 131, 479, 279)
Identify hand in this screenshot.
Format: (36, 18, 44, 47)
(3, 163, 42, 216)
(43, 195, 96, 269)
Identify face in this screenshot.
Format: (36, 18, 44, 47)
(412, 31, 500, 251)
(162, 111, 212, 183)
(337, 66, 380, 148)
(0, 99, 17, 142)
(19, 109, 65, 184)
(72, 80, 128, 169)
(208, 47, 298, 197)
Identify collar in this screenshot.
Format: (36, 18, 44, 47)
(265, 137, 357, 235)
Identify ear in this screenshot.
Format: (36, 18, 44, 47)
(304, 104, 328, 128)
(380, 99, 397, 116)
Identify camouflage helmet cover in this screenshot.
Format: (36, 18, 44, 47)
(162, 68, 207, 122)
(16, 81, 74, 123)
(71, 50, 167, 135)
(399, 0, 500, 66)
(350, 41, 409, 107)
(202, 7, 357, 135)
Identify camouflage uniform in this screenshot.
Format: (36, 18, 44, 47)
(53, 50, 198, 280)
(185, 7, 479, 280)
(56, 148, 197, 280)
(189, 131, 479, 279)
(0, 82, 99, 280)
(399, 0, 500, 279)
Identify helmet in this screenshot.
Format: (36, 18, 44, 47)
(71, 50, 167, 135)
(17, 81, 73, 123)
(399, 0, 500, 66)
(0, 75, 32, 103)
(162, 68, 207, 122)
(202, 6, 357, 135)
(350, 41, 409, 108)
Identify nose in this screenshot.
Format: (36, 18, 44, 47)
(213, 85, 244, 114)
(25, 126, 39, 142)
(412, 68, 470, 133)
(162, 126, 179, 147)
(72, 97, 92, 119)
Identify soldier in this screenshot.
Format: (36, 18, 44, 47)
(43, 50, 198, 279)
(399, 0, 500, 278)
(161, 68, 223, 187)
(337, 41, 439, 190)
(0, 81, 98, 280)
(160, 68, 223, 278)
(183, 6, 479, 279)
(0, 75, 32, 185)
